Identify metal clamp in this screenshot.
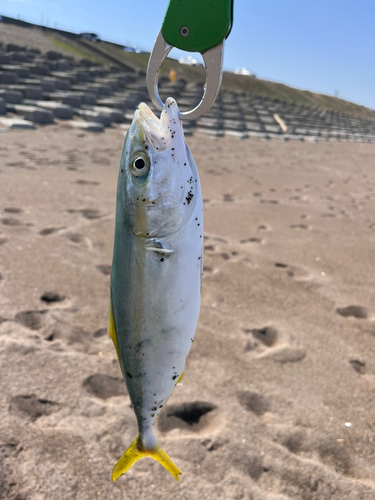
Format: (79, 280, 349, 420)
(146, 30, 224, 121)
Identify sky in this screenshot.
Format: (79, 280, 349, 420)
(2, 0, 374, 109)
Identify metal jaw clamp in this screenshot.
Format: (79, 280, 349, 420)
(146, 0, 233, 121)
(146, 30, 224, 121)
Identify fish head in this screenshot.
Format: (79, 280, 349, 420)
(118, 98, 198, 238)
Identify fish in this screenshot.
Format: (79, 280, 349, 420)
(108, 97, 203, 481)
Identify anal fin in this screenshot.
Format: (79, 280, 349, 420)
(108, 300, 123, 374)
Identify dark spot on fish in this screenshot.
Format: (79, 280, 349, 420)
(159, 405, 163, 409)
(186, 191, 194, 205)
(172, 148, 174, 151)
(126, 373, 133, 379)
(173, 367, 175, 369)
(151, 407, 157, 411)
(184, 163, 186, 166)
(198, 256, 201, 260)
(121, 169, 123, 173)
(160, 258, 164, 262)
(154, 394, 156, 396)
(197, 224, 200, 226)
(151, 414, 155, 417)
(172, 375, 178, 380)
(143, 199, 146, 202)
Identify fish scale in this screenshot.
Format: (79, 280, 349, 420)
(109, 98, 203, 481)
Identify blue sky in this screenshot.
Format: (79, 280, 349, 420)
(2, 0, 374, 109)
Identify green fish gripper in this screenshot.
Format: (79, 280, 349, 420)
(161, 0, 234, 54)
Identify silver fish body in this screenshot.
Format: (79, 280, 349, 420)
(109, 98, 203, 480)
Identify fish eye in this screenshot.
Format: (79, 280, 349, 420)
(134, 158, 145, 170)
(130, 153, 150, 177)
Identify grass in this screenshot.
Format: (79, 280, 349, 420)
(46, 33, 107, 65)
(37, 33, 375, 122)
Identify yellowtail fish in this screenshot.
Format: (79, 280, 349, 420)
(109, 98, 203, 481)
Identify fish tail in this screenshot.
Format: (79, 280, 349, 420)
(112, 435, 182, 481)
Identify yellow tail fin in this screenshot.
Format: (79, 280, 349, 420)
(112, 436, 182, 481)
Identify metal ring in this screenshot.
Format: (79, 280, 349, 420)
(146, 30, 224, 121)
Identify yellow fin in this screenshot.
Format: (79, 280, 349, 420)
(108, 301, 122, 372)
(112, 436, 182, 481)
(176, 371, 184, 386)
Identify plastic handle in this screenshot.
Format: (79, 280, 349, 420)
(161, 0, 233, 54)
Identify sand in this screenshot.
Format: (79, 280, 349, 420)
(0, 125, 375, 500)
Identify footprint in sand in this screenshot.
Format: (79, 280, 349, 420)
(250, 326, 279, 347)
(15, 310, 48, 330)
(243, 326, 306, 363)
(65, 232, 84, 244)
(240, 237, 263, 244)
(96, 265, 111, 276)
(9, 394, 60, 422)
(44, 321, 92, 352)
(75, 180, 100, 186)
(204, 244, 215, 251)
(3, 207, 22, 214)
(1, 217, 22, 226)
(220, 253, 231, 261)
(93, 327, 107, 338)
(83, 374, 127, 400)
(157, 401, 217, 433)
(279, 429, 306, 454)
(336, 305, 368, 319)
(40, 291, 65, 304)
(67, 209, 102, 220)
(223, 194, 234, 202)
(260, 199, 279, 205)
(349, 359, 366, 374)
(206, 169, 222, 176)
(39, 227, 65, 236)
(231, 450, 266, 481)
(290, 224, 310, 230)
(275, 262, 288, 268)
(211, 237, 228, 243)
(315, 435, 353, 475)
(237, 390, 271, 416)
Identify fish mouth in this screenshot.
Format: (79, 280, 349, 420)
(134, 98, 182, 151)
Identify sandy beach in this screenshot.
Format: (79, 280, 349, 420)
(0, 124, 375, 499)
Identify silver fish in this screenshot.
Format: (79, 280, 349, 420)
(109, 98, 203, 481)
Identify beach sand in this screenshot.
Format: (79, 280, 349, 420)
(0, 125, 375, 499)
